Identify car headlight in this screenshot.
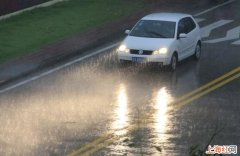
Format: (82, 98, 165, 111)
(153, 48, 168, 55)
(118, 45, 129, 53)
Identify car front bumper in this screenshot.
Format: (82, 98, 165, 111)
(118, 52, 170, 65)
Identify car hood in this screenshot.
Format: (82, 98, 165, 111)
(122, 36, 174, 51)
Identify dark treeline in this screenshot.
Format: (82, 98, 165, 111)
(0, 0, 51, 16)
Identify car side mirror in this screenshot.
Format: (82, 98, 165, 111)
(179, 33, 187, 39)
(125, 29, 130, 35)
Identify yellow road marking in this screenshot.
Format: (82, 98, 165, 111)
(81, 140, 113, 156)
(67, 109, 156, 156)
(174, 66, 240, 103)
(67, 133, 114, 156)
(175, 72, 240, 110)
(68, 67, 240, 156)
(81, 121, 154, 156)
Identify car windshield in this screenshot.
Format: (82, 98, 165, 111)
(129, 20, 176, 38)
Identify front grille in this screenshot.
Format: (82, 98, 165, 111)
(130, 49, 153, 55)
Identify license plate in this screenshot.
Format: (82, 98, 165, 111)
(132, 57, 145, 63)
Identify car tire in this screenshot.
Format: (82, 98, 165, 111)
(169, 53, 177, 71)
(194, 43, 201, 60)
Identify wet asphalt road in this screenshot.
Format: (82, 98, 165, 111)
(0, 1, 240, 156)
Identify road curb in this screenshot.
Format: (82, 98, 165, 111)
(0, 0, 68, 20)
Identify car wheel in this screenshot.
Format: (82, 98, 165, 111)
(194, 43, 201, 60)
(169, 53, 177, 71)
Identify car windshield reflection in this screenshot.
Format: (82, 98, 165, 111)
(129, 20, 176, 38)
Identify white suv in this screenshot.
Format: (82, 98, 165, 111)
(117, 13, 201, 70)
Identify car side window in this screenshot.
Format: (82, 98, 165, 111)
(184, 17, 196, 33)
(178, 19, 187, 35)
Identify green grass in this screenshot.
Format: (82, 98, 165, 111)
(0, 0, 145, 63)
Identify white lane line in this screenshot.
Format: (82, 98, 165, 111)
(204, 26, 240, 43)
(0, 0, 68, 20)
(201, 20, 233, 38)
(0, 0, 237, 94)
(194, 0, 236, 17)
(0, 43, 119, 94)
(232, 39, 240, 45)
(195, 18, 205, 23)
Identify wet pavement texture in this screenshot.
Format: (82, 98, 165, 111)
(0, 1, 240, 156)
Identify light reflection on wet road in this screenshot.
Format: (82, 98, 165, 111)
(154, 87, 172, 144)
(0, 49, 197, 155)
(112, 83, 129, 136)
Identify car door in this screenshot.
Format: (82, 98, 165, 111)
(183, 17, 197, 56)
(177, 18, 190, 60)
